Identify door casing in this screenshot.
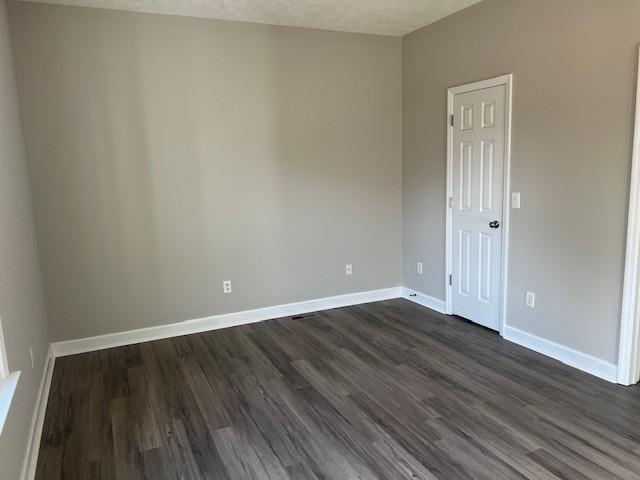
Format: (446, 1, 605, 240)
(618, 47, 640, 386)
(445, 74, 513, 336)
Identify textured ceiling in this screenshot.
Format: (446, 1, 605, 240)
(18, 0, 483, 36)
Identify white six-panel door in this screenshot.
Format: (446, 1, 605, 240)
(450, 84, 506, 331)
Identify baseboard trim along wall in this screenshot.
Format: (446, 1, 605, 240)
(503, 325, 618, 383)
(50, 286, 619, 385)
(22, 285, 624, 479)
(20, 346, 56, 480)
(51, 287, 404, 357)
(401, 287, 446, 314)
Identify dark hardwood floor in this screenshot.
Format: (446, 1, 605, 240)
(36, 299, 640, 479)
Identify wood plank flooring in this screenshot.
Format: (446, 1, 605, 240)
(36, 299, 640, 479)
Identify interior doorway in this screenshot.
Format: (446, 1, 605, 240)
(445, 74, 513, 333)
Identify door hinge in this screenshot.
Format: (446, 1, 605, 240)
(450, 114, 454, 127)
(449, 196, 453, 208)
(449, 274, 453, 286)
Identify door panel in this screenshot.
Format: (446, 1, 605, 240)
(459, 229, 471, 296)
(479, 140, 494, 213)
(460, 142, 473, 211)
(451, 85, 506, 331)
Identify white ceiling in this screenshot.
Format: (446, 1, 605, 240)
(19, 0, 483, 36)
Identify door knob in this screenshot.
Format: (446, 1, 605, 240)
(489, 220, 500, 229)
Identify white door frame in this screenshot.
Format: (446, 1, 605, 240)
(617, 48, 640, 386)
(445, 74, 513, 335)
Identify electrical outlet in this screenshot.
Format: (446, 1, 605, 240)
(345, 264, 353, 276)
(417, 262, 423, 275)
(29, 346, 34, 369)
(525, 291, 535, 308)
(223, 280, 232, 294)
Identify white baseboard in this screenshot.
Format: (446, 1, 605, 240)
(401, 287, 446, 314)
(49, 288, 619, 383)
(503, 325, 618, 383)
(52, 287, 403, 357)
(400, 291, 619, 383)
(20, 346, 56, 480)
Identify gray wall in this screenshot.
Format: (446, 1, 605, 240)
(6, 0, 635, 368)
(0, 0, 50, 478)
(403, 0, 640, 364)
(8, 2, 403, 341)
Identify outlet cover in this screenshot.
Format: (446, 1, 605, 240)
(525, 291, 535, 308)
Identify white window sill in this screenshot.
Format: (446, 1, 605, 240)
(0, 371, 21, 435)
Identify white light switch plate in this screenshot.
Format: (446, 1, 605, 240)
(511, 192, 521, 209)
